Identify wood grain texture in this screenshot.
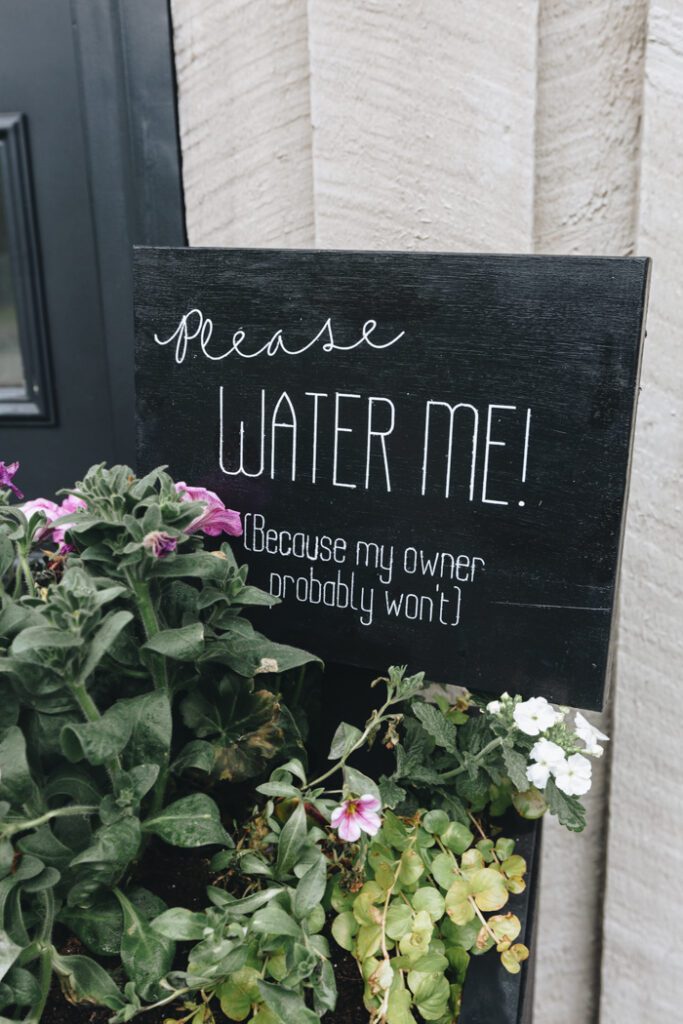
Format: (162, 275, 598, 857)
(135, 249, 647, 710)
(601, 4, 683, 1020)
(170, 0, 314, 246)
(534, 0, 647, 255)
(306, 0, 538, 250)
(531, 4, 648, 1021)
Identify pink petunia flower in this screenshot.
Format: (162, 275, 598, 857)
(20, 498, 60, 541)
(174, 482, 242, 538)
(0, 461, 23, 500)
(330, 795, 382, 842)
(52, 495, 87, 548)
(143, 530, 178, 558)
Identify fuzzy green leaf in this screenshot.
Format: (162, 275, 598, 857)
(114, 889, 174, 1001)
(143, 622, 204, 661)
(412, 702, 458, 754)
(51, 952, 126, 1010)
(275, 801, 307, 877)
(142, 793, 230, 848)
(502, 746, 530, 792)
(545, 778, 586, 832)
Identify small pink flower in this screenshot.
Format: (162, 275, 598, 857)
(52, 495, 87, 547)
(20, 498, 60, 541)
(143, 530, 177, 558)
(330, 795, 382, 842)
(174, 482, 242, 538)
(0, 461, 23, 500)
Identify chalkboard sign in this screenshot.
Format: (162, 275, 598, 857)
(134, 248, 650, 710)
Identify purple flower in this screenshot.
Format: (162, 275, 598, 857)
(0, 461, 24, 501)
(143, 530, 178, 558)
(330, 795, 382, 842)
(20, 493, 86, 550)
(52, 495, 87, 547)
(20, 498, 60, 541)
(174, 482, 242, 538)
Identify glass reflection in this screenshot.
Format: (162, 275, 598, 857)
(0, 153, 25, 392)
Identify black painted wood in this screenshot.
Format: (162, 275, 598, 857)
(135, 248, 650, 709)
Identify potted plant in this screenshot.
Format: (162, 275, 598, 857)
(0, 461, 606, 1024)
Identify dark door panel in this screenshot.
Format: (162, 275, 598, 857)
(0, 0, 184, 497)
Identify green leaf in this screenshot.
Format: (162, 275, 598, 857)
(151, 908, 208, 941)
(142, 793, 230, 848)
(412, 702, 458, 754)
(293, 855, 326, 921)
(257, 981, 320, 1024)
(412, 972, 450, 1020)
(398, 849, 424, 887)
(0, 934, 22, 984)
(0, 727, 35, 805)
(143, 622, 204, 661)
(218, 967, 261, 1021)
(59, 887, 165, 957)
(252, 904, 301, 940)
(61, 702, 133, 766)
(431, 852, 458, 891)
(468, 868, 508, 912)
(444, 880, 474, 926)
(545, 778, 586, 831)
(385, 902, 413, 940)
(51, 952, 126, 1010)
(275, 802, 307, 877)
(114, 889, 174, 1001)
(123, 690, 172, 767)
(0, 534, 13, 580)
(422, 810, 449, 835)
(511, 785, 548, 821)
(440, 822, 474, 856)
(331, 911, 358, 951)
(411, 887, 445, 922)
(379, 776, 407, 809)
(502, 746, 530, 792)
(11, 626, 81, 655)
(80, 610, 133, 680)
(342, 766, 380, 804)
(328, 722, 363, 760)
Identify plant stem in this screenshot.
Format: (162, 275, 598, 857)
(308, 699, 393, 790)
(25, 891, 55, 1024)
(4, 804, 98, 839)
(18, 549, 35, 597)
(438, 737, 504, 781)
(128, 574, 168, 691)
(72, 681, 122, 778)
(122, 573, 173, 824)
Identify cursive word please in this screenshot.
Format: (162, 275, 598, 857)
(154, 308, 405, 364)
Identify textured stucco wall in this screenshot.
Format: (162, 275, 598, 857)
(169, 3, 682, 1021)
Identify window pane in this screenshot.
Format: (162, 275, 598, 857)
(0, 154, 25, 392)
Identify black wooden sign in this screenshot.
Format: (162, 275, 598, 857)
(134, 248, 650, 710)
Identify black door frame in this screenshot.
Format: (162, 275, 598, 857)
(69, 0, 186, 462)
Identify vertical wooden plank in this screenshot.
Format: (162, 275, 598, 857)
(534, 1, 647, 255)
(601, 3, 683, 1020)
(170, 0, 314, 246)
(306, 0, 538, 250)
(532, 4, 647, 1021)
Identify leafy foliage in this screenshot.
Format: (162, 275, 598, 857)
(330, 810, 528, 1023)
(0, 464, 318, 1021)
(0, 461, 597, 1024)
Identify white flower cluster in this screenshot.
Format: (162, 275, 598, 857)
(486, 694, 609, 798)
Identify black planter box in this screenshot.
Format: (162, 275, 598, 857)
(459, 815, 541, 1024)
